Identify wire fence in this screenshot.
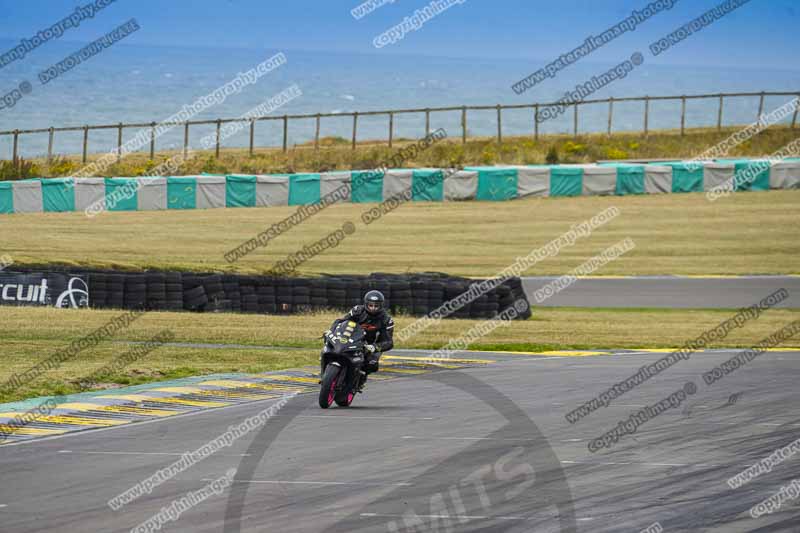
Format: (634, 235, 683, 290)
(2, 90, 799, 166)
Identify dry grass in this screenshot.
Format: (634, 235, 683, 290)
(2, 189, 798, 276)
(1, 306, 797, 403)
(3, 125, 799, 179)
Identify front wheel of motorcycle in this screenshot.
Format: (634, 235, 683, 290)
(319, 364, 340, 409)
(334, 385, 355, 407)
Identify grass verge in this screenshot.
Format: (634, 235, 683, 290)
(2, 125, 799, 179)
(2, 190, 798, 276)
(1, 306, 797, 403)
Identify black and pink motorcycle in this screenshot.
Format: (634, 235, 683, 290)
(319, 320, 367, 408)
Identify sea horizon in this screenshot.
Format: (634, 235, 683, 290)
(1, 40, 799, 158)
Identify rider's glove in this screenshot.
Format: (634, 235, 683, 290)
(364, 344, 377, 354)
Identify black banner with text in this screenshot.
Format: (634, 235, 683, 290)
(0, 272, 89, 308)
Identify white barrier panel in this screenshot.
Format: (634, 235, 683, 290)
(11, 180, 43, 213)
(195, 176, 226, 209)
(256, 175, 290, 207)
(443, 170, 478, 201)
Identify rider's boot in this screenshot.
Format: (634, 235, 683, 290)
(356, 370, 367, 393)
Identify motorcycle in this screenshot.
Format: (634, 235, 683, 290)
(319, 320, 367, 408)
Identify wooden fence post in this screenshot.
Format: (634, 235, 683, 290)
(282, 115, 289, 152)
(82, 126, 89, 163)
(116, 123, 123, 162)
(607, 98, 614, 137)
(249, 119, 255, 156)
(149, 122, 156, 159)
(388, 112, 394, 148)
(351, 113, 358, 150)
(12, 129, 19, 168)
(425, 108, 430, 136)
(461, 106, 467, 144)
(573, 103, 579, 137)
(497, 105, 502, 143)
(680, 96, 686, 136)
(315, 114, 321, 150)
(215, 119, 221, 158)
(48, 127, 55, 162)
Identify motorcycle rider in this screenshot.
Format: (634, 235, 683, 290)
(322, 290, 394, 391)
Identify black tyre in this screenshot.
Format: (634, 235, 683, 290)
(184, 285, 205, 298)
(335, 386, 355, 407)
(319, 364, 341, 409)
(163, 273, 182, 284)
(327, 289, 346, 300)
(126, 283, 147, 293)
(185, 293, 208, 309)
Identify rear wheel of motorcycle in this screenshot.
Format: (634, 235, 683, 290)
(319, 364, 340, 409)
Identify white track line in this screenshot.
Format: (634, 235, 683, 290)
(704, 422, 787, 426)
(401, 436, 532, 442)
(515, 358, 575, 363)
(273, 415, 436, 421)
(360, 512, 526, 521)
(57, 450, 251, 457)
(209, 479, 412, 487)
(560, 460, 719, 467)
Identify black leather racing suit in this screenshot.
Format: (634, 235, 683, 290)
(324, 305, 394, 377)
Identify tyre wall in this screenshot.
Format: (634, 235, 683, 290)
(9, 268, 532, 320)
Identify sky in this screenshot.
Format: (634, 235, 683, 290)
(0, 0, 797, 70)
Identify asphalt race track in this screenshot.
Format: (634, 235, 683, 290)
(522, 276, 800, 308)
(1, 348, 798, 532)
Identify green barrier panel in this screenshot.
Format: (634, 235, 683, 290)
(226, 175, 257, 207)
(105, 178, 138, 212)
(0, 182, 13, 214)
(731, 160, 771, 192)
(289, 173, 321, 205)
(665, 163, 703, 193)
(351, 170, 384, 203)
(167, 177, 197, 210)
(550, 167, 583, 197)
(613, 165, 645, 195)
(477, 168, 518, 201)
(41, 178, 75, 213)
(412, 169, 444, 201)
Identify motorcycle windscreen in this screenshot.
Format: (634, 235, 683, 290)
(332, 320, 365, 353)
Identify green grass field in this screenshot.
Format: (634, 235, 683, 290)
(1, 305, 797, 403)
(2, 189, 798, 276)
